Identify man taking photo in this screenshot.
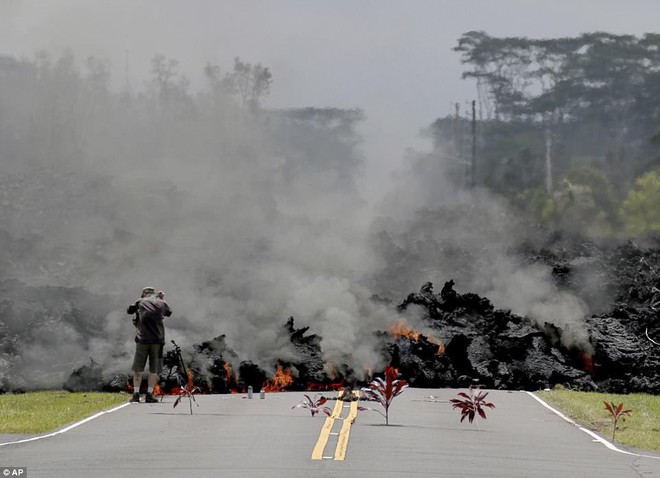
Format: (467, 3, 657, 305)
(127, 287, 172, 403)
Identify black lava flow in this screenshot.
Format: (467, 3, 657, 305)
(44, 235, 660, 395)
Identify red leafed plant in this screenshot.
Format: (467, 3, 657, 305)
(292, 394, 333, 417)
(450, 386, 495, 428)
(603, 401, 632, 441)
(359, 366, 408, 425)
(173, 370, 200, 415)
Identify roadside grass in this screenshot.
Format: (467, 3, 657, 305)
(537, 388, 660, 451)
(0, 391, 127, 434)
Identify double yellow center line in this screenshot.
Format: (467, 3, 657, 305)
(311, 390, 360, 461)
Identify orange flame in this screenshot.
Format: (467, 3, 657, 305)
(388, 319, 445, 354)
(428, 336, 446, 355)
(186, 369, 194, 390)
(223, 362, 233, 383)
(262, 365, 294, 392)
(154, 384, 163, 396)
(389, 319, 421, 341)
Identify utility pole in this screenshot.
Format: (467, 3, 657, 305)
(545, 119, 553, 193)
(454, 102, 463, 164)
(471, 99, 477, 188)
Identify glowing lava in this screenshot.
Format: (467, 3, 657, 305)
(389, 319, 445, 354)
(389, 319, 421, 341)
(262, 365, 295, 392)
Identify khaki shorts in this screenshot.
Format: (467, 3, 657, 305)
(132, 343, 163, 374)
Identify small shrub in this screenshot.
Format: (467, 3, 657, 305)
(604, 401, 632, 441)
(359, 366, 408, 425)
(173, 370, 200, 415)
(291, 394, 332, 417)
(450, 386, 495, 429)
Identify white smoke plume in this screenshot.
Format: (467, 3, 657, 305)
(371, 145, 594, 351)
(0, 3, 610, 388)
(0, 48, 411, 388)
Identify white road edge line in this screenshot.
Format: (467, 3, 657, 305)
(0, 402, 131, 447)
(526, 391, 660, 460)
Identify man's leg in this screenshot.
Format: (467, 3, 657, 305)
(131, 371, 142, 402)
(131, 343, 148, 402)
(145, 345, 160, 403)
(148, 372, 158, 390)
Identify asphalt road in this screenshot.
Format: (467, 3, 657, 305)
(2, 388, 660, 477)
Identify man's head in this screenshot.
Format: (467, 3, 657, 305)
(141, 287, 156, 298)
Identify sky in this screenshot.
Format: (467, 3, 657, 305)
(2, 0, 660, 199)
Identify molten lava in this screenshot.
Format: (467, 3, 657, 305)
(223, 362, 233, 383)
(389, 319, 421, 341)
(306, 381, 346, 391)
(262, 365, 294, 392)
(428, 336, 446, 355)
(578, 351, 594, 373)
(389, 319, 445, 354)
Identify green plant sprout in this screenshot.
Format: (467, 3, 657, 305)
(604, 401, 632, 441)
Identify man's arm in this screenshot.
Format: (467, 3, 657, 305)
(158, 291, 172, 317)
(163, 302, 172, 317)
(127, 300, 139, 314)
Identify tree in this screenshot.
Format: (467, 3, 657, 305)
(150, 54, 179, 100)
(450, 31, 660, 199)
(454, 31, 660, 128)
(560, 165, 620, 233)
(83, 56, 111, 92)
(453, 31, 533, 120)
(222, 57, 272, 112)
(271, 107, 365, 189)
(621, 171, 660, 235)
(36, 49, 82, 165)
(148, 54, 193, 115)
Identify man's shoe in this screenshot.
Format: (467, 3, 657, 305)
(129, 393, 140, 403)
(145, 393, 158, 403)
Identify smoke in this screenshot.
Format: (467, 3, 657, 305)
(0, 35, 596, 391)
(370, 145, 593, 351)
(0, 48, 415, 389)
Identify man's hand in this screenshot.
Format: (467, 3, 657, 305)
(157, 291, 165, 299)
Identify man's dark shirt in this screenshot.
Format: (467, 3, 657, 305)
(127, 296, 172, 344)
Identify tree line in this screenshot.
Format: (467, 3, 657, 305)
(428, 31, 660, 236)
(0, 50, 363, 187)
(0, 50, 367, 307)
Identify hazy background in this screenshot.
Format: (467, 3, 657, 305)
(3, 0, 660, 200)
(0, 0, 658, 388)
